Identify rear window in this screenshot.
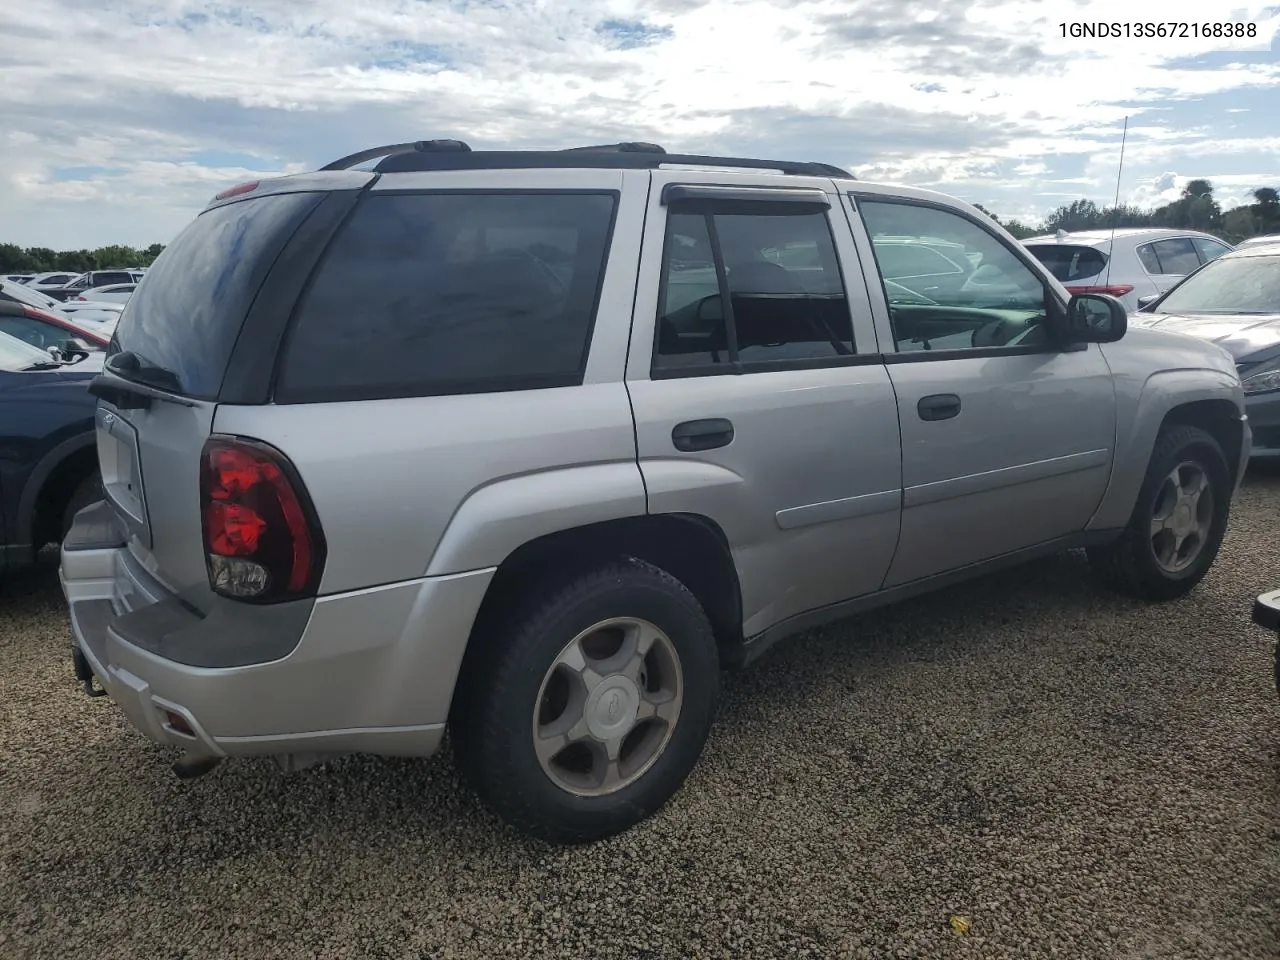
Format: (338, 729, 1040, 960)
(1024, 244, 1107, 282)
(109, 191, 323, 399)
(274, 191, 618, 403)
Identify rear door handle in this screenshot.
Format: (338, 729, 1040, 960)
(917, 394, 961, 421)
(672, 418, 734, 452)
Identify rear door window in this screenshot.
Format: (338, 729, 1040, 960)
(274, 192, 618, 403)
(653, 204, 855, 373)
(1024, 244, 1107, 282)
(1148, 237, 1202, 275)
(1192, 237, 1232, 263)
(109, 191, 323, 399)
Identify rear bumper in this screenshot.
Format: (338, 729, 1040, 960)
(60, 503, 494, 761)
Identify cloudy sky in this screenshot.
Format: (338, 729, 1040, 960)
(3, 0, 1279, 249)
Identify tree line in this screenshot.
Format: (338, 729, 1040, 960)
(976, 181, 1280, 243)
(0, 243, 166, 274)
(1, 179, 1277, 273)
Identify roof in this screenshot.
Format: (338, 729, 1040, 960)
(1022, 227, 1222, 245)
(319, 139, 855, 179)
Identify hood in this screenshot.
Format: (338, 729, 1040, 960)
(1128, 311, 1280, 362)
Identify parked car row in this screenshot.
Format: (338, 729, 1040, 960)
(0, 277, 125, 332)
(48, 138, 1265, 847)
(15, 268, 147, 301)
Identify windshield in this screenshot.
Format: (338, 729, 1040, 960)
(0, 329, 59, 371)
(1154, 255, 1280, 315)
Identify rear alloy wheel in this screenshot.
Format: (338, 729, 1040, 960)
(451, 558, 719, 844)
(533, 616, 684, 798)
(1087, 424, 1231, 601)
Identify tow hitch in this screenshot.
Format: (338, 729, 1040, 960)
(71, 644, 108, 698)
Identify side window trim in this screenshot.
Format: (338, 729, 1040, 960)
(649, 197, 874, 379)
(848, 191, 1073, 363)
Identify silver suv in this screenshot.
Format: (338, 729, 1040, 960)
(61, 139, 1251, 844)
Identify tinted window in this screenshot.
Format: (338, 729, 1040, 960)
(276, 192, 617, 403)
(1149, 238, 1202, 275)
(110, 191, 322, 399)
(1137, 243, 1162, 274)
(1153, 254, 1280, 315)
(859, 199, 1050, 352)
(1024, 243, 1107, 282)
(1193, 237, 1232, 263)
(653, 205, 854, 373)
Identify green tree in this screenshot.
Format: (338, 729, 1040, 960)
(1044, 199, 1104, 232)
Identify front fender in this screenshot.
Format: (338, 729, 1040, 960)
(424, 461, 648, 576)
(1087, 367, 1246, 532)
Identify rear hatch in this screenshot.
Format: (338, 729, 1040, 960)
(1023, 242, 1110, 290)
(95, 186, 337, 610)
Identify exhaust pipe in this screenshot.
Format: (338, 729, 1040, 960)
(172, 753, 222, 780)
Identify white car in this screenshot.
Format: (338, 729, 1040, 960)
(65, 282, 136, 305)
(0, 277, 123, 329)
(26, 271, 84, 294)
(1022, 228, 1233, 312)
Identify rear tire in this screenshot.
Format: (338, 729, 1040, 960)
(450, 558, 720, 844)
(1087, 424, 1230, 601)
(61, 472, 104, 538)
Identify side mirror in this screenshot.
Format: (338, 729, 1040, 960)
(1136, 294, 1159, 311)
(1063, 292, 1127, 343)
(46, 345, 64, 361)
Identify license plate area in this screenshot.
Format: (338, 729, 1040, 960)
(96, 406, 150, 548)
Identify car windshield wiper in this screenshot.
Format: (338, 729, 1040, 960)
(22, 360, 65, 371)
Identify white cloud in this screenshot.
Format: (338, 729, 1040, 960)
(1, 0, 1279, 246)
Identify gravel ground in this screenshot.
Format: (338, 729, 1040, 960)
(3, 471, 1279, 960)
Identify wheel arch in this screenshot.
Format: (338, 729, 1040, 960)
(1087, 369, 1246, 532)
(462, 512, 745, 668)
(16, 430, 99, 552)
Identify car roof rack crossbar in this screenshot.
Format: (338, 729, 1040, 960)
(321, 139, 473, 171)
(329, 140, 853, 178)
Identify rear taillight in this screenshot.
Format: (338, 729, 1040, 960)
(1065, 284, 1135, 297)
(199, 436, 326, 603)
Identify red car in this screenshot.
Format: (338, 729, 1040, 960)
(0, 301, 110, 352)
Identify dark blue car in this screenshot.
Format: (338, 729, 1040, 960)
(0, 329, 104, 574)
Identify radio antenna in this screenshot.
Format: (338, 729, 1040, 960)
(1103, 115, 1129, 290)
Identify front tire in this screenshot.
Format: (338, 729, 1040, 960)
(451, 558, 720, 844)
(1087, 424, 1231, 601)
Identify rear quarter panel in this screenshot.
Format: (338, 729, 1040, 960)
(1088, 327, 1245, 530)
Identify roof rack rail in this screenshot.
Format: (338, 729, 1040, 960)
(353, 140, 853, 178)
(559, 141, 667, 154)
(321, 139, 472, 171)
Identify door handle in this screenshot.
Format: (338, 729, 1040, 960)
(672, 418, 734, 452)
(917, 394, 961, 421)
